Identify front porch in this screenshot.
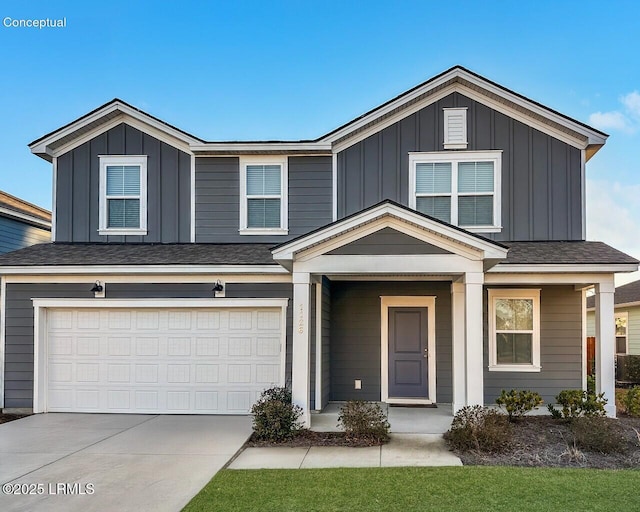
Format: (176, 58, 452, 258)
(311, 402, 454, 435)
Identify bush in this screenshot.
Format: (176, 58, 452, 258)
(622, 386, 640, 417)
(444, 405, 512, 453)
(250, 386, 303, 442)
(570, 416, 627, 454)
(553, 389, 607, 419)
(495, 389, 543, 422)
(337, 401, 390, 443)
(547, 404, 563, 419)
(616, 355, 640, 383)
(587, 374, 596, 395)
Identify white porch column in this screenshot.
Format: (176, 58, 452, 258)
(595, 279, 616, 417)
(292, 272, 312, 427)
(451, 282, 466, 413)
(465, 272, 484, 406)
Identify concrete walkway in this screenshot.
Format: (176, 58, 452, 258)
(0, 413, 252, 512)
(229, 433, 462, 469)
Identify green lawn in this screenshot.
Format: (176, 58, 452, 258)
(183, 466, 640, 512)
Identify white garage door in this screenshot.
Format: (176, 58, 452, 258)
(45, 307, 284, 414)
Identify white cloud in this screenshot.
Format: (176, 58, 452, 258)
(621, 91, 640, 119)
(588, 111, 635, 133)
(588, 90, 640, 134)
(586, 179, 640, 286)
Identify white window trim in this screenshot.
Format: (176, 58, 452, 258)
(443, 107, 468, 149)
(488, 288, 541, 372)
(408, 151, 502, 233)
(98, 155, 148, 236)
(615, 311, 629, 355)
(239, 155, 288, 235)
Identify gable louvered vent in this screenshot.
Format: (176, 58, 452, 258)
(443, 107, 468, 149)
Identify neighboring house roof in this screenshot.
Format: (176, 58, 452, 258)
(0, 239, 635, 271)
(29, 66, 607, 160)
(0, 190, 51, 229)
(587, 279, 640, 309)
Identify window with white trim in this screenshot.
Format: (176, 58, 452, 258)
(443, 107, 468, 149)
(99, 155, 147, 235)
(488, 289, 541, 372)
(239, 156, 288, 234)
(615, 312, 628, 355)
(409, 151, 501, 232)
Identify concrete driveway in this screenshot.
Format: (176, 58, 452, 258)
(0, 413, 252, 512)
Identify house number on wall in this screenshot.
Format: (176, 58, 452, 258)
(298, 303, 304, 334)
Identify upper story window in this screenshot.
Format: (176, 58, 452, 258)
(239, 156, 288, 235)
(443, 107, 468, 149)
(98, 155, 147, 236)
(488, 288, 541, 372)
(408, 151, 502, 233)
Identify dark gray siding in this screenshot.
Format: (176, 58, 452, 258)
(321, 277, 331, 409)
(4, 282, 292, 409)
(195, 156, 332, 243)
(55, 123, 191, 243)
(0, 217, 50, 254)
(327, 227, 452, 255)
(483, 285, 582, 404)
(310, 283, 316, 409)
(330, 281, 452, 403)
(337, 92, 582, 241)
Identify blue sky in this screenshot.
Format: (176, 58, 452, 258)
(1, 0, 639, 280)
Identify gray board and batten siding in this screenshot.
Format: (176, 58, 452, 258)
(0, 216, 50, 254)
(336, 91, 583, 242)
(330, 281, 453, 404)
(55, 123, 191, 243)
(483, 285, 583, 405)
(3, 282, 293, 409)
(195, 156, 333, 243)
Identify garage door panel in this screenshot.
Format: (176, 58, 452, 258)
(46, 307, 283, 414)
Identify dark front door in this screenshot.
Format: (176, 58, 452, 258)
(388, 307, 428, 399)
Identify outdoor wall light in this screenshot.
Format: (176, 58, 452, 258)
(91, 280, 106, 298)
(212, 280, 225, 297)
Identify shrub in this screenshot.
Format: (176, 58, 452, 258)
(622, 386, 640, 417)
(337, 401, 390, 443)
(495, 389, 543, 422)
(570, 416, 627, 454)
(547, 404, 563, 419)
(250, 386, 303, 442)
(444, 405, 512, 453)
(553, 389, 607, 419)
(616, 355, 640, 383)
(587, 374, 596, 395)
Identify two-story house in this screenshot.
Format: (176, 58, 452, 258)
(0, 190, 50, 254)
(0, 66, 636, 424)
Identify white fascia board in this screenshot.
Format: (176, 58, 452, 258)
(31, 103, 199, 158)
(272, 203, 508, 261)
(0, 264, 289, 275)
(32, 297, 289, 309)
(489, 263, 639, 273)
(190, 142, 332, 153)
(0, 207, 51, 229)
(293, 254, 483, 274)
(485, 272, 620, 286)
(4, 274, 292, 284)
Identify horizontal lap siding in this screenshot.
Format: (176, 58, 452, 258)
(330, 281, 452, 403)
(4, 282, 293, 409)
(483, 285, 582, 404)
(56, 123, 191, 243)
(195, 156, 332, 243)
(336, 92, 582, 241)
(0, 217, 50, 253)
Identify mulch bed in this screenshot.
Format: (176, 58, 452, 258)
(247, 430, 386, 448)
(450, 415, 640, 469)
(0, 413, 29, 425)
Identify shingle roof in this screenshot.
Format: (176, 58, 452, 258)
(586, 279, 640, 309)
(0, 240, 635, 269)
(501, 241, 638, 265)
(0, 243, 275, 266)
